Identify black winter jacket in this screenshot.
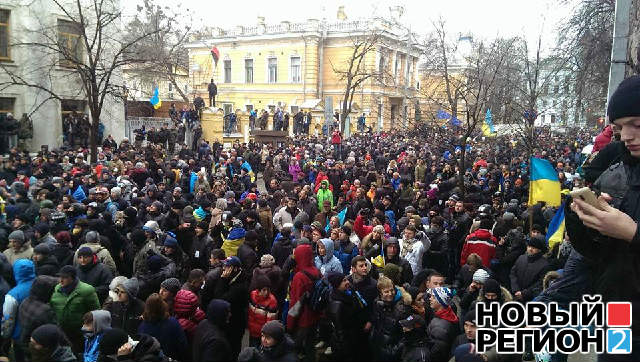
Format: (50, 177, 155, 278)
(103, 297, 145, 336)
(509, 252, 551, 302)
(77, 261, 113, 304)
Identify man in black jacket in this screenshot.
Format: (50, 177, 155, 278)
(510, 235, 551, 302)
(327, 272, 363, 361)
(569, 75, 640, 361)
(207, 79, 217, 108)
(76, 246, 113, 304)
(346, 256, 377, 360)
(214, 256, 249, 360)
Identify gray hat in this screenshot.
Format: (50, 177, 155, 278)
(160, 278, 181, 295)
(8, 230, 25, 243)
(225, 191, 236, 200)
(120, 278, 139, 298)
(85, 231, 100, 243)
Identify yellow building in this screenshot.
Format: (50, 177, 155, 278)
(186, 8, 422, 138)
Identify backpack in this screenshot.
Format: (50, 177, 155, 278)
(301, 270, 332, 312)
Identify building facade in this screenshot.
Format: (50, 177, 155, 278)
(535, 69, 581, 127)
(0, 0, 125, 150)
(186, 9, 421, 134)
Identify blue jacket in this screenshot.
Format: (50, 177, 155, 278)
(2, 259, 35, 339)
(314, 239, 343, 276)
(333, 240, 359, 274)
(83, 310, 111, 362)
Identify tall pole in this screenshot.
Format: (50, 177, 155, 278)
(605, 0, 631, 119)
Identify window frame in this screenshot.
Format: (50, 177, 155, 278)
(57, 19, 83, 67)
(0, 97, 15, 117)
(267, 57, 278, 83)
(0, 9, 11, 61)
(244, 58, 254, 84)
(223, 59, 232, 83)
(290, 56, 301, 83)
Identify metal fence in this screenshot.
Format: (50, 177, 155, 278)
(124, 117, 172, 141)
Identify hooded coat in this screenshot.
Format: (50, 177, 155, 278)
(35, 253, 60, 276)
(18, 275, 58, 344)
(314, 238, 343, 276)
(460, 229, 497, 268)
(2, 259, 36, 339)
(286, 244, 321, 331)
(103, 280, 145, 336)
(247, 289, 278, 338)
(83, 310, 111, 362)
(50, 280, 101, 348)
(214, 265, 249, 357)
(192, 300, 233, 362)
(316, 180, 334, 211)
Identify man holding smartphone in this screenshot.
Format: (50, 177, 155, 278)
(569, 75, 640, 362)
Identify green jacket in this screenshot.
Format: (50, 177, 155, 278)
(316, 180, 334, 211)
(50, 280, 100, 331)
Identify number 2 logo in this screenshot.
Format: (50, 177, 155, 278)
(608, 329, 632, 354)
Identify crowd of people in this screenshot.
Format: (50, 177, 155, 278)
(1, 76, 640, 362)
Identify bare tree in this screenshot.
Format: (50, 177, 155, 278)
(0, 0, 160, 160)
(420, 20, 517, 192)
(124, 0, 191, 102)
(330, 29, 383, 133)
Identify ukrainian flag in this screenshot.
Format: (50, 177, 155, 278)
(546, 203, 565, 250)
(528, 157, 561, 207)
(482, 109, 497, 137)
(150, 87, 162, 110)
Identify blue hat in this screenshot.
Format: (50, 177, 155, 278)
(431, 286, 456, 308)
(164, 235, 178, 248)
(222, 256, 241, 267)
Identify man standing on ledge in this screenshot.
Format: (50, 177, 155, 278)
(208, 79, 217, 108)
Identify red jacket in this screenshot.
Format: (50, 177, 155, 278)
(353, 214, 391, 240)
(331, 131, 341, 144)
(460, 229, 497, 268)
(247, 289, 278, 338)
(286, 244, 321, 330)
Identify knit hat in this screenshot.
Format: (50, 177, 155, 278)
(527, 235, 548, 252)
(261, 320, 285, 343)
(147, 255, 164, 272)
(33, 243, 51, 256)
(253, 275, 271, 290)
(31, 324, 63, 349)
(160, 278, 181, 295)
(223, 256, 241, 267)
(163, 235, 178, 247)
(225, 191, 236, 200)
(85, 230, 99, 243)
(453, 343, 484, 362)
(99, 328, 129, 356)
(59, 265, 77, 279)
(383, 263, 402, 286)
(8, 230, 25, 243)
(77, 246, 94, 257)
(310, 221, 323, 230)
(245, 230, 258, 242)
(142, 220, 160, 235)
(193, 207, 207, 222)
(431, 286, 455, 308)
(607, 75, 640, 123)
(472, 269, 490, 284)
(121, 278, 139, 298)
(483, 278, 501, 296)
(259, 254, 275, 268)
(326, 272, 346, 289)
(464, 309, 477, 325)
(34, 222, 50, 235)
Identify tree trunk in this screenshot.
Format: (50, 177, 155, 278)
(90, 114, 100, 163)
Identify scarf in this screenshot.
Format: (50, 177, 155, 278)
(60, 278, 79, 296)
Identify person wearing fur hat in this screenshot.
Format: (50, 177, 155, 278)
(426, 286, 459, 362)
(509, 234, 551, 302)
(247, 275, 278, 347)
(103, 278, 145, 336)
(370, 275, 412, 362)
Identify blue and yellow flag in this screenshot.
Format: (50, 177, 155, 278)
(529, 157, 561, 207)
(546, 203, 565, 250)
(150, 87, 162, 110)
(482, 108, 497, 137)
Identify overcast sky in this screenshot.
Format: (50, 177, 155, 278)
(123, 0, 574, 48)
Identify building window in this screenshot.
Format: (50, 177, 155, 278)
(378, 51, 385, 75)
(394, 53, 399, 78)
(551, 114, 556, 123)
(168, 83, 172, 91)
(0, 97, 14, 118)
(184, 84, 188, 93)
(405, 57, 411, 86)
(245, 104, 253, 112)
(223, 103, 233, 115)
(245, 59, 253, 83)
(61, 99, 86, 121)
(0, 10, 10, 60)
(290, 56, 301, 83)
(224, 60, 231, 83)
(291, 105, 299, 114)
(268, 57, 277, 83)
(57, 19, 83, 67)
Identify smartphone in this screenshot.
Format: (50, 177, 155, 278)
(570, 187, 605, 211)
